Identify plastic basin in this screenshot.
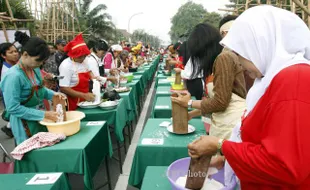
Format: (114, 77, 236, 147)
(166, 157, 237, 190)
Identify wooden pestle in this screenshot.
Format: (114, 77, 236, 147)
(171, 93, 188, 134)
(185, 155, 212, 190)
(52, 96, 67, 121)
(175, 72, 182, 85)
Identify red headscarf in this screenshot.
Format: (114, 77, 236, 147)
(64, 34, 90, 58)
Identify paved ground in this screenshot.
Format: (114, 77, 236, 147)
(0, 76, 157, 190)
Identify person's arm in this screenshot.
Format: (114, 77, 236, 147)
(43, 87, 55, 100)
(188, 109, 201, 120)
(1, 73, 45, 121)
(60, 87, 86, 99)
(200, 53, 235, 115)
(223, 100, 310, 186)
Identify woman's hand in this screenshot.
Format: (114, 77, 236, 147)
(44, 111, 58, 122)
(171, 92, 191, 108)
(188, 136, 219, 158)
(43, 73, 54, 80)
(174, 68, 182, 73)
(108, 77, 118, 84)
(110, 69, 119, 76)
(83, 93, 95, 102)
(210, 156, 225, 170)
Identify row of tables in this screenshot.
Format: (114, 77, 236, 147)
(128, 61, 207, 189)
(0, 57, 160, 190)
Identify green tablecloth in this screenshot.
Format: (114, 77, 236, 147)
(15, 122, 112, 190)
(141, 166, 170, 190)
(157, 79, 171, 87)
(155, 86, 172, 98)
(0, 173, 71, 190)
(78, 99, 127, 142)
(152, 97, 172, 118)
(128, 118, 205, 188)
(156, 73, 169, 79)
(119, 87, 138, 122)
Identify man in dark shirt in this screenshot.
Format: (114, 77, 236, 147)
(55, 39, 67, 74)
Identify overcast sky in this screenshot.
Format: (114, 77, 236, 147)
(91, 0, 230, 44)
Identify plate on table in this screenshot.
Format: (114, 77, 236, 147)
(78, 101, 101, 109)
(167, 125, 195, 134)
(114, 86, 130, 93)
(99, 101, 118, 110)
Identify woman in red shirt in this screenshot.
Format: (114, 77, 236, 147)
(188, 5, 310, 189)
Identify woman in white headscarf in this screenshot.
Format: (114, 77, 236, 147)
(187, 5, 310, 189)
(103, 44, 123, 75)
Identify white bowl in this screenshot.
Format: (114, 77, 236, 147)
(40, 111, 85, 136)
(120, 80, 128, 86)
(123, 73, 133, 76)
(78, 101, 101, 109)
(100, 101, 118, 110)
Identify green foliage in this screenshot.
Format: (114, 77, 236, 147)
(169, 1, 207, 43)
(75, 0, 114, 41)
(169, 1, 223, 42)
(0, 0, 34, 32)
(131, 29, 161, 48)
(203, 12, 223, 28)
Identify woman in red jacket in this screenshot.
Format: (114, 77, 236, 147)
(188, 5, 310, 189)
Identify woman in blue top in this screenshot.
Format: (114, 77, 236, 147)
(1, 37, 65, 145)
(0, 43, 19, 138)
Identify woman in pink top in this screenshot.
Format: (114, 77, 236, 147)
(103, 44, 123, 75)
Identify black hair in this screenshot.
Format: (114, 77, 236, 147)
(177, 41, 190, 66)
(0, 43, 15, 63)
(219, 15, 238, 29)
(0, 43, 17, 80)
(87, 40, 96, 50)
(21, 37, 50, 62)
(14, 31, 30, 46)
(127, 44, 131, 47)
(93, 41, 109, 53)
(173, 42, 181, 52)
(188, 23, 223, 79)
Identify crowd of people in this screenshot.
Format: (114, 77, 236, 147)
(1, 4, 310, 189)
(165, 5, 310, 189)
(0, 32, 155, 142)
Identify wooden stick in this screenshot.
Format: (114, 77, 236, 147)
(292, 0, 310, 15)
(72, 0, 75, 37)
(61, 3, 64, 38)
(308, 0, 310, 26)
(53, 3, 56, 43)
(5, 0, 17, 29)
(46, 0, 50, 42)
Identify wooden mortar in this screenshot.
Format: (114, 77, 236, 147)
(171, 93, 188, 134)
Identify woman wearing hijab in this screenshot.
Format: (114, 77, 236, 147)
(188, 6, 310, 189)
(103, 44, 123, 75)
(59, 34, 101, 110)
(0, 37, 65, 145)
(172, 23, 246, 139)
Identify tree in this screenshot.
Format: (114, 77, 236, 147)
(0, 0, 35, 33)
(131, 29, 162, 48)
(202, 12, 222, 28)
(169, 1, 207, 43)
(75, 0, 114, 41)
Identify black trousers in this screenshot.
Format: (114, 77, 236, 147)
(186, 78, 203, 100)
